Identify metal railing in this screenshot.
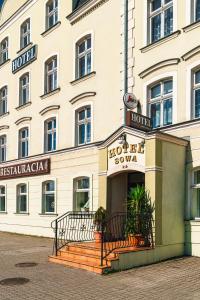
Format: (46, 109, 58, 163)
(51, 211, 154, 265)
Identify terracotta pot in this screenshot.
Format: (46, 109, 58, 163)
(94, 231, 102, 243)
(128, 234, 144, 247)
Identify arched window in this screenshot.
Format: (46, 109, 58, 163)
(20, 19, 30, 49)
(0, 86, 7, 116)
(46, 0, 58, 30)
(0, 37, 8, 64)
(44, 118, 56, 152)
(19, 73, 29, 106)
(73, 177, 90, 212)
(16, 184, 28, 213)
(192, 68, 200, 119)
(19, 127, 29, 158)
(75, 106, 91, 146)
(148, 0, 173, 43)
(42, 180, 55, 213)
(148, 78, 173, 128)
(0, 135, 6, 162)
(76, 35, 91, 79)
(44, 56, 57, 93)
(0, 186, 6, 212)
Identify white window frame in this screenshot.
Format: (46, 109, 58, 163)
(20, 18, 30, 49)
(0, 185, 6, 212)
(75, 106, 91, 146)
(192, 68, 200, 119)
(19, 73, 29, 106)
(44, 56, 57, 93)
(0, 86, 7, 116)
(46, 0, 58, 30)
(16, 183, 28, 214)
(76, 35, 92, 79)
(19, 127, 29, 158)
(42, 180, 56, 214)
(73, 177, 90, 212)
(0, 37, 8, 64)
(44, 117, 57, 152)
(0, 135, 6, 162)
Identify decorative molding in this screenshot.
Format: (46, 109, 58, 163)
(139, 58, 180, 79)
(39, 105, 60, 116)
(0, 59, 10, 69)
(67, 0, 109, 25)
(41, 21, 61, 37)
(69, 92, 96, 104)
(183, 20, 200, 33)
(145, 166, 163, 172)
(15, 117, 32, 126)
(40, 87, 61, 100)
(146, 132, 188, 147)
(16, 42, 33, 55)
(140, 30, 181, 53)
(182, 45, 200, 61)
(70, 72, 96, 85)
(0, 125, 9, 131)
(15, 102, 32, 111)
(0, 112, 9, 119)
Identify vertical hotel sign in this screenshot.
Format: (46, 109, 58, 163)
(12, 45, 37, 73)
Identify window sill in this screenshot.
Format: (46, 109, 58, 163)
(14, 213, 30, 215)
(15, 102, 32, 111)
(40, 87, 61, 100)
(16, 42, 33, 55)
(0, 211, 7, 214)
(183, 20, 200, 33)
(0, 59, 10, 69)
(39, 213, 58, 217)
(41, 21, 61, 37)
(0, 112, 9, 119)
(70, 71, 96, 86)
(140, 30, 181, 53)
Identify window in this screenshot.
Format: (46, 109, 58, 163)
(19, 73, 29, 106)
(74, 177, 90, 211)
(0, 186, 6, 212)
(46, 0, 58, 30)
(0, 86, 7, 115)
(16, 184, 28, 213)
(76, 35, 91, 79)
(19, 128, 29, 158)
(191, 170, 200, 219)
(192, 69, 200, 119)
(191, 0, 200, 22)
(45, 56, 57, 93)
(44, 118, 56, 152)
(148, 0, 173, 43)
(0, 135, 6, 162)
(0, 37, 8, 64)
(42, 181, 55, 213)
(75, 106, 91, 145)
(20, 19, 30, 49)
(148, 79, 173, 128)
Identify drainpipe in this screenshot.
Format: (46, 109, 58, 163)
(123, 0, 128, 126)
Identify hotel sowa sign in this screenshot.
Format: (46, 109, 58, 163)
(107, 134, 145, 174)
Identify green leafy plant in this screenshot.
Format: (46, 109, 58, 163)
(94, 206, 107, 231)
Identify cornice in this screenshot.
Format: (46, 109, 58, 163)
(146, 132, 188, 147)
(39, 105, 60, 116)
(67, 0, 109, 25)
(69, 92, 96, 104)
(15, 117, 32, 126)
(139, 58, 180, 79)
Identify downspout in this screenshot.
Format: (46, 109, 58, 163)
(124, 0, 128, 126)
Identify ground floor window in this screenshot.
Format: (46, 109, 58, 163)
(16, 184, 28, 213)
(192, 170, 200, 219)
(0, 185, 5, 212)
(74, 177, 90, 212)
(42, 180, 55, 214)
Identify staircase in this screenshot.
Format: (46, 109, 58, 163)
(49, 242, 119, 274)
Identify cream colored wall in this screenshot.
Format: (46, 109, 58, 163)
(0, 0, 122, 161)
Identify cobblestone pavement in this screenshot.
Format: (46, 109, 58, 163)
(0, 232, 200, 300)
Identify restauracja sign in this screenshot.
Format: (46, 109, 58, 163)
(0, 158, 50, 180)
(108, 142, 144, 165)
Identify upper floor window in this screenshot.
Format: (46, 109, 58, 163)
(0, 37, 8, 65)
(75, 106, 91, 145)
(0, 86, 7, 115)
(19, 73, 29, 106)
(19, 127, 29, 158)
(46, 0, 58, 30)
(45, 56, 57, 93)
(16, 184, 28, 213)
(0, 186, 6, 212)
(42, 180, 55, 213)
(44, 118, 56, 152)
(191, 0, 200, 22)
(74, 177, 90, 212)
(148, 79, 173, 128)
(20, 19, 30, 49)
(76, 35, 91, 79)
(192, 69, 200, 119)
(149, 0, 173, 43)
(0, 135, 6, 162)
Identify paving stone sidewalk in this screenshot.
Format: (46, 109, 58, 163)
(0, 232, 200, 300)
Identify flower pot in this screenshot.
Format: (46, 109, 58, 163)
(128, 234, 144, 247)
(94, 231, 102, 243)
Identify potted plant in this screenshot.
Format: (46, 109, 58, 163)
(93, 206, 106, 243)
(125, 185, 154, 247)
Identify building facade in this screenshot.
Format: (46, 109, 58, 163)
(1, 0, 200, 267)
